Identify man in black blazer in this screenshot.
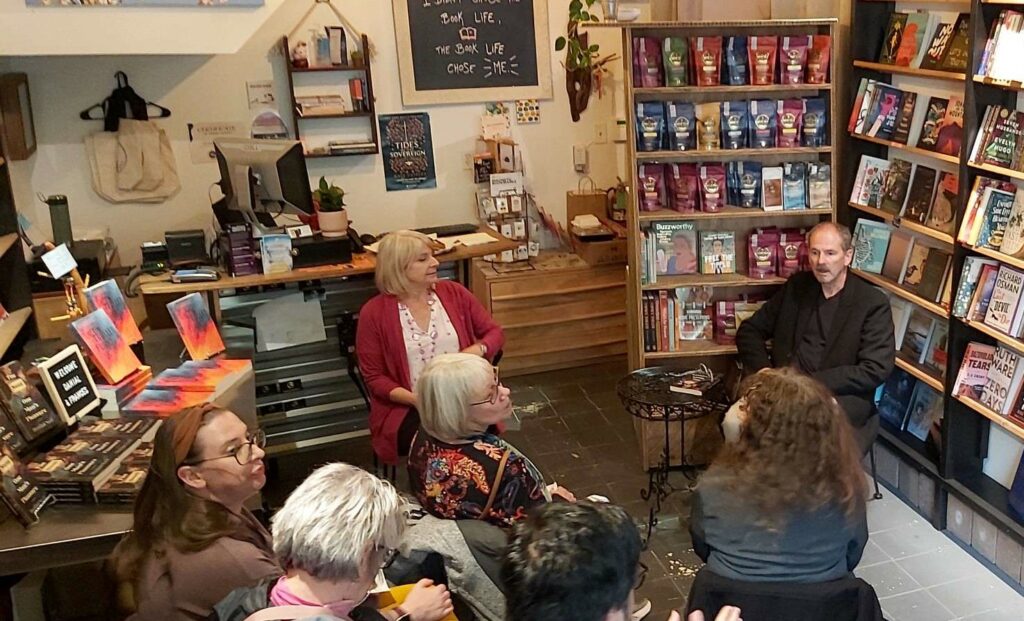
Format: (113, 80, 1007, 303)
(736, 222, 895, 453)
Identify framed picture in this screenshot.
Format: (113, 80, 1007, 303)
(36, 345, 102, 425)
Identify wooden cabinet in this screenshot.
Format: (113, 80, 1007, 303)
(470, 253, 627, 376)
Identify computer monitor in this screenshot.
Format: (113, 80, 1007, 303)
(214, 138, 314, 236)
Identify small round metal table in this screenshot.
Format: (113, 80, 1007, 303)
(616, 366, 728, 540)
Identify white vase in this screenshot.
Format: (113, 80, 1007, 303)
(318, 209, 349, 238)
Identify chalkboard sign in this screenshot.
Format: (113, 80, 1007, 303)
(393, 0, 552, 105)
(37, 345, 101, 425)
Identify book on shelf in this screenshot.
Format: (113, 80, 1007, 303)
(915, 97, 948, 152)
(953, 342, 996, 400)
(878, 367, 916, 429)
(69, 309, 143, 385)
(934, 94, 963, 158)
(879, 12, 909, 65)
(699, 231, 736, 275)
(896, 12, 941, 68)
(978, 10, 1024, 83)
(0, 362, 63, 443)
(977, 187, 1017, 251)
(0, 409, 27, 455)
(915, 247, 951, 303)
(919, 21, 956, 71)
(866, 84, 903, 139)
(938, 14, 970, 73)
(953, 257, 1000, 319)
(984, 265, 1024, 334)
(901, 308, 935, 364)
(852, 219, 892, 274)
(0, 441, 54, 527)
(901, 243, 929, 288)
(905, 382, 942, 441)
(972, 106, 1024, 170)
(979, 345, 1024, 415)
(850, 155, 891, 208)
(900, 165, 938, 225)
(926, 172, 958, 235)
(891, 91, 917, 145)
(878, 158, 913, 215)
(923, 320, 949, 377)
(959, 177, 1018, 246)
(968, 263, 1001, 323)
(652, 222, 698, 276)
(889, 295, 914, 349)
(881, 229, 915, 283)
(998, 187, 1024, 258)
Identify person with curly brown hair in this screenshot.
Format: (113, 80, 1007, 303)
(690, 367, 869, 583)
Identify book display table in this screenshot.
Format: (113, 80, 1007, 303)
(616, 367, 727, 540)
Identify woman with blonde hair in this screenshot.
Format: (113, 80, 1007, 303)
(356, 230, 503, 465)
(690, 367, 869, 583)
(407, 353, 573, 529)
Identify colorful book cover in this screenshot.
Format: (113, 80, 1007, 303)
(968, 264, 1001, 322)
(938, 14, 971, 72)
(867, 86, 902, 137)
(166, 293, 226, 361)
(935, 94, 964, 157)
(926, 172, 958, 234)
(901, 165, 938, 225)
(881, 230, 914, 282)
(983, 265, 1024, 333)
(878, 368, 916, 428)
(901, 308, 934, 363)
(923, 320, 949, 376)
(699, 231, 736, 275)
(978, 106, 1022, 169)
(858, 158, 891, 208)
(879, 13, 909, 64)
(70, 310, 142, 385)
(977, 188, 1017, 250)
(954, 342, 996, 400)
(652, 222, 698, 275)
(851, 155, 890, 205)
(0, 362, 63, 442)
(848, 78, 869, 133)
(149, 360, 248, 392)
(879, 159, 913, 215)
(0, 441, 54, 526)
(917, 248, 951, 302)
(891, 91, 918, 145)
(920, 22, 955, 70)
(999, 188, 1024, 257)
(852, 220, 892, 274)
(980, 345, 1024, 414)
(894, 12, 929, 66)
(904, 383, 942, 441)
(953, 257, 1000, 318)
(916, 97, 949, 151)
(122, 388, 213, 418)
(901, 244, 929, 288)
(854, 81, 878, 135)
(84, 279, 143, 346)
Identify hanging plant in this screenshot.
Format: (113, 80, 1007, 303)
(555, 0, 619, 122)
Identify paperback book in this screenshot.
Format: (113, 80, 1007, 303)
(878, 159, 913, 215)
(878, 368, 916, 428)
(904, 383, 942, 441)
(84, 279, 143, 346)
(900, 165, 938, 225)
(953, 342, 996, 400)
(69, 310, 143, 385)
(852, 220, 892, 274)
(652, 222, 699, 275)
(980, 345, 1024, 414)
(166, 293, 226, 361)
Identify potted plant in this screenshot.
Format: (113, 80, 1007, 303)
(313, 176, 348, 238)
(555, 0, 619, 122)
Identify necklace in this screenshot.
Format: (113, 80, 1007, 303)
(400, 292, 438, 368)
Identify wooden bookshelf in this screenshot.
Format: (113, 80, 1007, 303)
(961, 243, 1024, 271)
(853, 60, 966, 82)
(955, 395, 1024, 443)
(894, 354, 945, 392)
(621, 19, 838, 369)
(638, 207, 832, 222)
(851, 268, 949, 318)
(294, 111, 374, 120)
(973, 75, 1024, 91)
(643, 273, 786, 291)
(968, 161, 1024, 183)
(957, 317, 1024, 355)
(849, 132, 961, 165)
(847, 202, 955, 246)
(0, 233, 18, 260)
(290, 64, 368, 73)
(0, 307, 32, 360)
(636, 147, 830, 162)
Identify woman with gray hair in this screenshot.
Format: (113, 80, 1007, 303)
(211, 463, 454, 621)
(407, 353, 574, 529)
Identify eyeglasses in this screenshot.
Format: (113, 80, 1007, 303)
(469, 366, 502, 406)
(377, 546, 398, 570)
(635, 561, 649, 590)
(184, 429, 266, 466)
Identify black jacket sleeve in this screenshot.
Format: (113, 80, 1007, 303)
(735, 284, 787, 373)
(812, 290, 895, 396)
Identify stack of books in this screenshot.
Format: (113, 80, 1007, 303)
(877, 11, 969, 73)
(95, 366, 153, 418)
(876, 367, 944, 441)
(953, 341, 1024, 426)
(977, 10, 1024, 83)
(849, 79, 963, 157)
(97, 441, 154, 505)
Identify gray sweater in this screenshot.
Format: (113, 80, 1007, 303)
(689, 483, 868, 583)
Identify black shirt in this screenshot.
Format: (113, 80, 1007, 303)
(795, 291, 841, 374)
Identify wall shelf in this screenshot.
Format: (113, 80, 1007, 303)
(960, 242, 1024, 271)
(848, 202, 955, 246)
(849, 132, 961, 165)
(853, 60, 966, 82)
(894, 354, 945, 392)
(636, 147, 830, 162)
(634, 83, 831, 97)
(968, 161, 1024, 183)
(851, 268, 949, 318)
(644, 342, 738, 359)
(957, 317, 1024, 356)
(290, 64, 368, 73)
(0, 307, 32, 360)
(955, 394, 1024, 443)
(643, 273, 786, 290)
(638, 207, 832, 222)
(973, 75, 1024, 92)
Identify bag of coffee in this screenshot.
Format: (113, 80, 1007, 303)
(748, 36, 778, 85)
(633, 37, 664, 87)
(777, 99, 803, 148)
(666, 102, 696, 151)
(636, 102, 665, 152)
(691, 37, 723, 86)
(807, 162, 832, 210)
(801, 98, 828, 147)
(806, 35, 832, 84)
(720, 101, 749, 150)
(781, 36, 810, 85)
(638, 164, 667, 211)
(737, 161, 763, 208)
(662, 37, 689, 86)
(699, 164, 727, 212)
(696, 102, 721, 151)
(783, 162, 807, 210)
(668, 163, 701, 212)
(749, 230, 779, 279)
(749, 100, 777, 148)
(778, 229, 807, 277)
(724, 36, 749, 85)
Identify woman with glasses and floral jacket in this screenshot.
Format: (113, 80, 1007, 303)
(407, 353, 575, 530)
(113, 403, 280, 620)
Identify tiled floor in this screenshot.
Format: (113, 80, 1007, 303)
(268, 359, 1024, 620)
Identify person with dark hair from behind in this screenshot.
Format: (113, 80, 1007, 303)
(690, 368, 869, 584)
(504, 502, 738, 621)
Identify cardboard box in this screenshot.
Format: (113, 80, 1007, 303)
(566, 190, 627, 265)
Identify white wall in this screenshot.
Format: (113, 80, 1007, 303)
(2, 0, 626, 264)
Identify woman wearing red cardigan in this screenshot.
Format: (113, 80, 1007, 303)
(356, 230, 504, 465)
